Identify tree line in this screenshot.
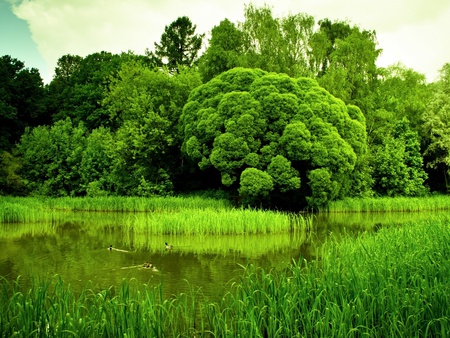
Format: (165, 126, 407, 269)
(1, 4, 449, 210)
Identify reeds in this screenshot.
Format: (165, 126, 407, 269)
(0, 276, 200, 337)
(0, 197, 312, 236)
(3, 218, 450, 336)
(123, 208, 308, 236)
(325, 195, 450, 213)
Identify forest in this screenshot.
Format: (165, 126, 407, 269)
(1, 4, 449, 210)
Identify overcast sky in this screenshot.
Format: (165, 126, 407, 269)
(1, 0, 449, 83)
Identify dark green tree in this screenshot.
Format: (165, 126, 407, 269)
(0, 55, 46, 151)
(0, 150, 25, 195)
(152, 16, 204, 73)
(53, 54, 83, 82)
(48, 52, 149, 131)
(422, 63, 450, 191)
(180, 68, 368, 209)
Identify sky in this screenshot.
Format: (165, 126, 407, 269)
(1, 0, 449, 84)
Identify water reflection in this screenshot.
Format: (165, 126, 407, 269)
(1, 210, 449, 299)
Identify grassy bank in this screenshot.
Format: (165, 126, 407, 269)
(325, 195, 450, 212)
(2, 218, 449, 337)
(0, 196, 311, 235)
(0, 195, 232, 214)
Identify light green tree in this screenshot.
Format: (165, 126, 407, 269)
(198, 19, 244, 82)
(315, 21, 381, 112)
(369, 63, 431, 144)
(371, 117, 427, 196)
(103, 60, 202, 195)
(239, 4, 315, 77)
(17, 118, 87, 196)
(180, 68, 368, 208)
(80, 127, 115, 196)
(239, 168, 274, 205)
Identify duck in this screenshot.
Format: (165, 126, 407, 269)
(142, 261, 158, 271)
(165, 242, 173, 250)
(143, 261, 153, 269)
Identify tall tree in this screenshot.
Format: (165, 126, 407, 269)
(53, 54, 83, 82)
(375, 63, 430, 133)
(315, 21, 381, 112)
(152, 16, 204, 73)
(365, 64, 430, 147)
(279, 12, 315, 77)
(45, 54, 82, 125)
(239, 4, 315, 77)
(309, 19, 352, 76)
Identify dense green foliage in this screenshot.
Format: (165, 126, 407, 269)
(371, 117, 427, 196)
(180, 68, 367, 208)
(0, 5, 447, 208)
(102, 61, 202, 195)
(47, 52, 152, 131)
(2, 218, 449, 336)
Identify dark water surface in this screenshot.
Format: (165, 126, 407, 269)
(1, 210, 447, 299)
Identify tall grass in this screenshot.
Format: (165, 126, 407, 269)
(326, 195, 450, 212)
(0, 276, 200, 337)
(0, 197, 312, 236)
(123, 208, 309, 236)
(0, 199, 56, 223)
(210, 216, 450, 336)
(2, 217, 449, 336)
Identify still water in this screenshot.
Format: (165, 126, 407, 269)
(0, 210, 446, 299)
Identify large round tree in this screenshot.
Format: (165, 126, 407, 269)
(180, 68, 368, 209)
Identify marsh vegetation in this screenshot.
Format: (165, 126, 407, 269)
(1, 212, 449, 336)
(1, 196, 450, 336)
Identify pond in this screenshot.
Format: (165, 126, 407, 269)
(1, 210, 447, 300)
